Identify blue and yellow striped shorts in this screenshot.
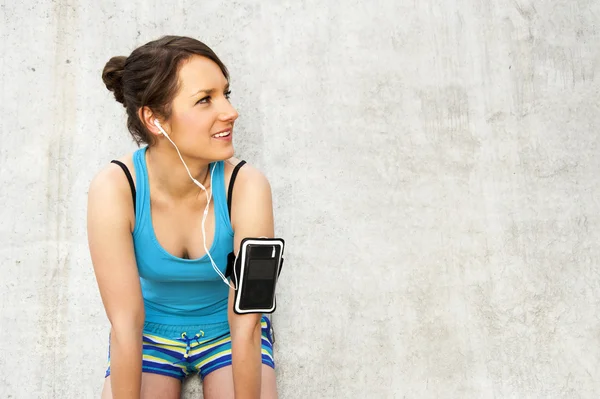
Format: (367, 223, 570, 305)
(105, 315, 275, 381)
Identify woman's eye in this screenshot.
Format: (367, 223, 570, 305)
(224, 90, 232, 100)
(196, 96, 210, 105)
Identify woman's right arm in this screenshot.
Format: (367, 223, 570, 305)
(87, 166, 144, 399)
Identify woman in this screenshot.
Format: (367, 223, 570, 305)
(87, 35, 278, 399)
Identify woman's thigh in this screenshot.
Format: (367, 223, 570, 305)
(202, 364, 277, 399)
(101, 373, 182, 399)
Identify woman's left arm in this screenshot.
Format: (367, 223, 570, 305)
(228, 164, 275, 399)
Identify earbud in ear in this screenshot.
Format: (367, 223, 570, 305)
(153, 119, 167, 136)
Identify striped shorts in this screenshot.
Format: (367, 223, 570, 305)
(105, 315, 275, 381)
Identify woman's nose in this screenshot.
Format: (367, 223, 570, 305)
(219, 101, 238, 122)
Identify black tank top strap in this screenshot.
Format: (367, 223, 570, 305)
(227, 160, 247, 219)
(111, 160, 136, 212)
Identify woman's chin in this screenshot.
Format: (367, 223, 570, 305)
(210, 145, 235, 161)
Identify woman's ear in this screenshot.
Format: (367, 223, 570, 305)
(139, 106, 164, 138)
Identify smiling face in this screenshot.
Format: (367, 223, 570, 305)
(161, 54, 239, 162)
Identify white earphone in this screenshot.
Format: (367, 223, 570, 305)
(153, 119, 207, 191)
(153, 119, 234, 288)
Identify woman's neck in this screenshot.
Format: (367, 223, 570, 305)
(145, 144, 212, 199)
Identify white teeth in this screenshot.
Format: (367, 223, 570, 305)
(213, 131, 230, 138)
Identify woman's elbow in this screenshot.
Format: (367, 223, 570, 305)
(230, 314, 262, 342)
(109, 311, 144, 339)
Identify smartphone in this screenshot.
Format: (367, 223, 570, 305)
(234, 238, 285, 314)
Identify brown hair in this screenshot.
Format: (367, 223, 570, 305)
(102, 35, 229, 145)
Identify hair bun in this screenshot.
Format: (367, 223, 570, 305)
(102, 56, 127, 105)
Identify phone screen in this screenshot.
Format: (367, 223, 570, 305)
(247, 258, 278, 280)
(239, 244, 280, 309)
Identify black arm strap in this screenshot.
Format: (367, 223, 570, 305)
(227, 160, 247, 219)
(225, 252, 237, 278)
(225, 251, 284, 279)
(111, 160, 136, 212)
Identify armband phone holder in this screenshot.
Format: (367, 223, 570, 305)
(226, 237, 285, 314)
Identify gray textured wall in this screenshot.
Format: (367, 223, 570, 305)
(1, 0, 599, 398)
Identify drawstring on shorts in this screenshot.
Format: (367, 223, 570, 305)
(180, 331, 205, 359)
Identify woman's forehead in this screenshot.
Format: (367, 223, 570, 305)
(178, 55, 227, 95)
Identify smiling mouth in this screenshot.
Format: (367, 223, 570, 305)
(212, 130, 231, 138)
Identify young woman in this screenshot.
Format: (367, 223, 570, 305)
(87, 35, 277, 399)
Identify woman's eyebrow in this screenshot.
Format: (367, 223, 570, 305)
(190, 88, 212, 97)
(189, 83, 230, 97)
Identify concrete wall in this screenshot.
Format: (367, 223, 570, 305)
(1, 0, 599, 398)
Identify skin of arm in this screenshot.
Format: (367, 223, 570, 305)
(228, 164, 275, 399)
(87, 165, 145, 399)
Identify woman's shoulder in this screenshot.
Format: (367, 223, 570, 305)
(223, 156, 273, 235)
(90, 152, 136, 189)
(223, 157, 271, 189)
(88, 152, 137, 217)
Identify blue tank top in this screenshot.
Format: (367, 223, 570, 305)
(132, 146, 233, 325)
